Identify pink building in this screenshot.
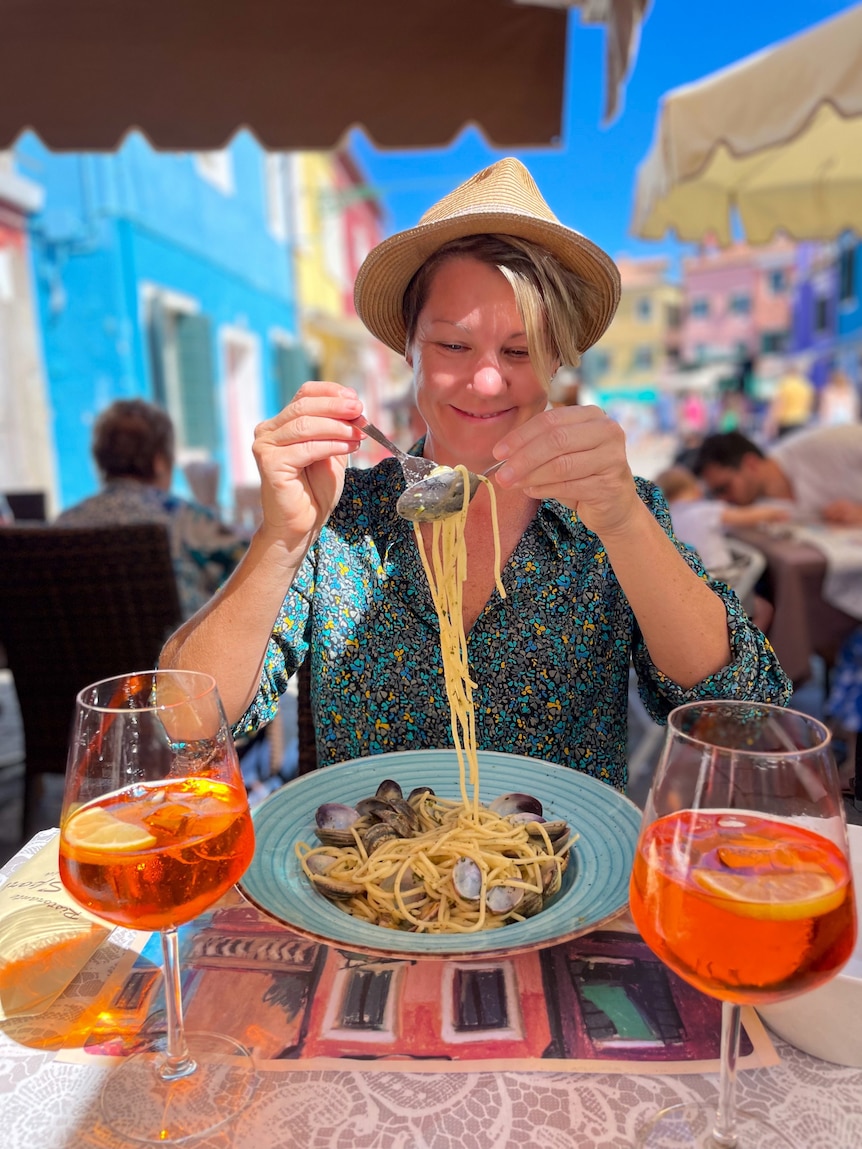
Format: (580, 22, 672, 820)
(681, 239, 796, 366)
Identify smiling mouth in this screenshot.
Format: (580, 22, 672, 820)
(452, 406, 511, 420)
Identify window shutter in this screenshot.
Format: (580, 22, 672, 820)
(273, 344, 312, 411)
(176, 313, 217, 452)
(146, 297, 168, 407)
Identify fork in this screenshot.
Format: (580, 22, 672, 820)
(359, 422, 439, 486)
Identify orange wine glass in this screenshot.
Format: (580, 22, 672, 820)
(59, 669, 256, 1144)
(629, 700, 856, 1149)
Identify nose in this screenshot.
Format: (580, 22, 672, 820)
(471, 362, 506, 394)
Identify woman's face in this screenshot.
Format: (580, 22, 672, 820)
(408, 256, 548, 469)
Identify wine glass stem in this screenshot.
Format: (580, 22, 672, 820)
(159, 926, 196, 1081)
(713, 1000, 742, 1148)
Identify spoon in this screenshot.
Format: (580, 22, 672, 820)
(396, 460, 505, 523)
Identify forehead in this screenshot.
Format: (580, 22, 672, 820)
(701, 461, 741, 492)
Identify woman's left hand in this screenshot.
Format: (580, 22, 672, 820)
(493, 404, 643, 537)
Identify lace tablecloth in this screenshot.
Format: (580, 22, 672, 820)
(3, 833, 862, 1149)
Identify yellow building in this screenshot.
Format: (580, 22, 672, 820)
(287, 151, 406, 442)
(582, 256, 682, 397)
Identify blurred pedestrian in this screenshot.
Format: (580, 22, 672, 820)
(767, 361, 815, 439)
(818, 367, 860, 428)
(57, 398, 247, 619)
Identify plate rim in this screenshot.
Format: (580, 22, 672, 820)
(238, 749, 642, 960)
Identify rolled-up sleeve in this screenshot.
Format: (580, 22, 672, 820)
(231, 547, 316, 741)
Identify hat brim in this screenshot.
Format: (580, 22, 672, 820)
(354, 209, 621, 356)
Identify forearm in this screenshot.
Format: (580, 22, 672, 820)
(601, 502, 732, 687)
(160, 527, 312, 724)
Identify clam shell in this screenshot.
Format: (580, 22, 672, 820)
(490, 792, 543, 818)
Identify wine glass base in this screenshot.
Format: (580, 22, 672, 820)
(635, 1103, 793, 1149)
(100, 1031, 257, 1144)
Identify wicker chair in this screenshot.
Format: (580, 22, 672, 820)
(0, 523, 183, 835)
(296, 659, 318, 775)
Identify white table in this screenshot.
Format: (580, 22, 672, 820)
(3, 832, 862, 1149)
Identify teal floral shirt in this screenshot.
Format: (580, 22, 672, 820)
(235, 458, 791, 790)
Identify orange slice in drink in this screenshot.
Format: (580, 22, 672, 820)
(64, 806, 158, 853)
(693, 867, 845, 921)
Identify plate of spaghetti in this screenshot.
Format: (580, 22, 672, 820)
(239, 748, 641, 958)
(240, 466, 639, 956)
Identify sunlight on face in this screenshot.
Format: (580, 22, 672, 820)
(409, 257, 548, 470)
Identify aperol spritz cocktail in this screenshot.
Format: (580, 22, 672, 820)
(58, 670, 257, 1145)
(629, 701, 856, 1149)
(60, 776, 254, 931)
(630, 810, 855, 1004)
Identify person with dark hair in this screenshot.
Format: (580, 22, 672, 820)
(161, 157, 789, 791)
(57, 398, 247, 618)
(694, 425, 862, 523)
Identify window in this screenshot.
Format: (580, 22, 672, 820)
(194, 151, 234, 195)
(767, 269, 788, 294)
(839, 243, 857, 303)
(453, 967, 508, 1030)
(568, 956, 683, 1049)
(341, 968, 393, 1029)
(264, 153, 289, 240)
(729, 293, 751, 315)
(814, 296, 831, 334)
(633, 346, 653, 370)
(635, 297, 652, 321)
(665, 303, 682, 329)
(441, 961, 523, 1043)
(145, 292, 218, 456)
(272, 340, 315, 410)
(690, 298, 710, 319)
(584, 349, 611, 378)
(761, 330, 789, 354)
(320, 959, 401, 1044)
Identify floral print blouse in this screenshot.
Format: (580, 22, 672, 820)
(234, 458, 791, 791)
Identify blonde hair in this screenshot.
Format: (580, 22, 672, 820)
(655, 465, 701, 502)
(402, 234, 599, 390)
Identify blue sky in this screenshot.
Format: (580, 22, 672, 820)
(349, 0, 856, 278)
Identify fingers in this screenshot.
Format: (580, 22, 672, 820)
(254, 383, 365, 464)
(494, 406, 627, 490)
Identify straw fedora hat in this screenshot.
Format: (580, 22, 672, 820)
(354, 157, 621, 356)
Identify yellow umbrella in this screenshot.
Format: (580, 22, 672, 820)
(631, 3, 862, 246)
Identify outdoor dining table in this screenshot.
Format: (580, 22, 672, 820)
(727, 523, 860, 686)
(3, 830, 862, 1149)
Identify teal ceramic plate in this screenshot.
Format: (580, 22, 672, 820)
(239, 749, 642, 958)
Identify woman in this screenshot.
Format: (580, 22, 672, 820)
(160, 158, 790, 790)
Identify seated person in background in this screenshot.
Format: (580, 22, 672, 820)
(57, 399, 247, 619)
(693, 426, 862, 524)
(655, 466, 787, 632)
(655, 466, 788, 571)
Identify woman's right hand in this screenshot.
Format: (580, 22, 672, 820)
(252, 381, 364, 546)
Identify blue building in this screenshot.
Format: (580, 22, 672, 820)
(790, 242, 838, 390)
(791, 234, 862, 392)
(835, 234, 862, 385)
(17, 132, 307, 512)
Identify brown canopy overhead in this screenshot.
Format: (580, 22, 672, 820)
(0, 0, 570, 151)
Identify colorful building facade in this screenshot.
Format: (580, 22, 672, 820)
(581, 256, 683, 399)
(0, 153, 54, 507)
